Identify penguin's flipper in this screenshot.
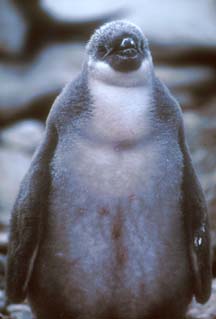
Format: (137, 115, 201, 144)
(179, 123, 212, 304)
(6, 123, 57, 303)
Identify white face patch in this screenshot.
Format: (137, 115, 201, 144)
(88, 55, 154, 87)
(87, 59, 154, 144)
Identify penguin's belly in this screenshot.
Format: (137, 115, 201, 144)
(30, 138, 192, 317)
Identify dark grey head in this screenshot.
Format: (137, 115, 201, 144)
(85, 21, 153, 87)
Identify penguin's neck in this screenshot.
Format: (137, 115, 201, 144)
(87, 77, 153, 145)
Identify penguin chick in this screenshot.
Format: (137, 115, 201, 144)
(6, 20, 212, 319)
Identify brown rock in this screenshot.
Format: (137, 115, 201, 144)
(0, 43, 83, 124)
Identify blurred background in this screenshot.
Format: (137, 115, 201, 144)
(0, 0, 216, 318)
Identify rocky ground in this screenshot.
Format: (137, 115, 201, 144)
(0, 1, 216, 318)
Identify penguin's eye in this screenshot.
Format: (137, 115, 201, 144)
(97, 45, 109, 59)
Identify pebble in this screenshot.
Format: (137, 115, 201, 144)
(0, 233, 8, 255)
(0, 0, 27, 56)
(187, 280, 216, 319)
(0, 148, 31, 226)
(7, 304, 33, 319)
(0, 290, 6, 312)
(0, 120, 44, 155)
(0, 255, 6, 275)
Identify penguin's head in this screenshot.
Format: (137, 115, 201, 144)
(86, 20, 153, 86)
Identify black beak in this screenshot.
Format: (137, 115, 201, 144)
(100, 37, 141, 59)
(117, 37, 138, 58)
(99, 36, 145, 72)
(120, 37, 136, 50)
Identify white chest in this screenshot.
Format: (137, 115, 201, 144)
(88, 79, 152, 142)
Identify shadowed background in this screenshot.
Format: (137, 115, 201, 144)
(0, 0, 216, 318)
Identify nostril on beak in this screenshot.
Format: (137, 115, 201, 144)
(120, 37, 136, 50)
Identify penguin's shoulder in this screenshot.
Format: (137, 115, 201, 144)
(47, 72, 90, 131)
(153, 76, 183, 127)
